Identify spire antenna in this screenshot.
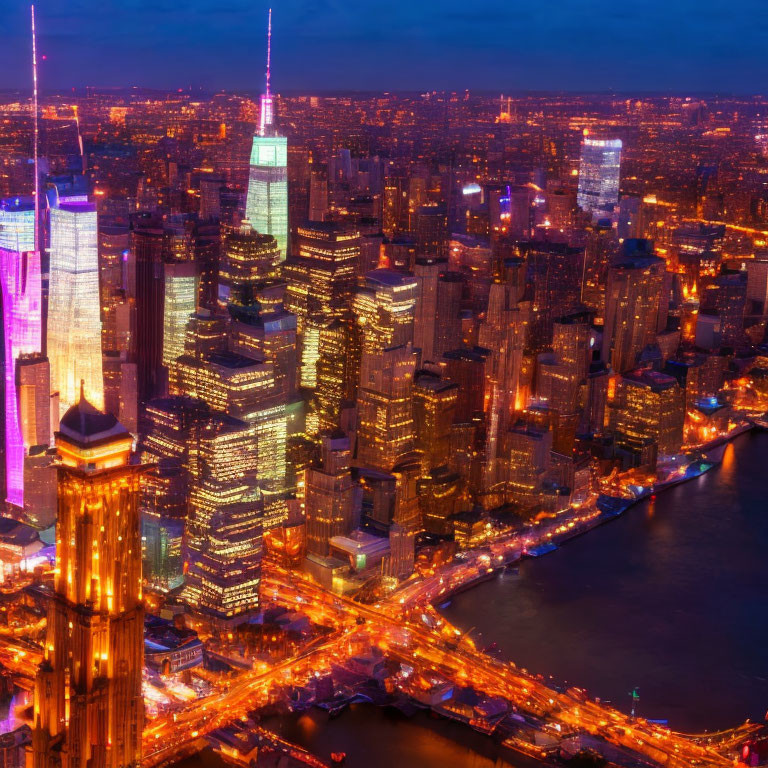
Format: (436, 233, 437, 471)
(266, 7, 272, 99)
(258, 9, 274, 136)
(31, 4, 39, 253)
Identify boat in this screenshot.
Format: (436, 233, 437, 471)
(525, 542, 557, 558)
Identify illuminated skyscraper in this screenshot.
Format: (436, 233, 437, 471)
(32, 396, 145, 768)
(171, 314, 288, 527)
(183, 414, 263, 623)
(305, 433, 358, 557)
(577, 135, 622, 217)
(0, 198, 42, 509)
(602, 243, 665, 374)
(610, 369, 685, 460)
(162, 261, 199, 369)
(245, 10, 288, 261)
(48, 200, 104, 418)
(218, 222, 279, 308)
(284, 222, 360, 391)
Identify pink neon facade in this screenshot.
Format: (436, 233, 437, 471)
(0, 199, 42, 509)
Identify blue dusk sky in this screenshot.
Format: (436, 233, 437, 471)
(1, 0, 767, 93)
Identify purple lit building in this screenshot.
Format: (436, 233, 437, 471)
(0, 198, 43, 509)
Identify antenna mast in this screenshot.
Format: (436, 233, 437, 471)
(31, 4, 39, 253)
(266, 7, 272, 99)
(259, 9, 274, 136)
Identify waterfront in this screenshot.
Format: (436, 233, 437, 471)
(181, 431, 767, 767)
(261, 705, 524, 768)
(443, 431, 768, 732)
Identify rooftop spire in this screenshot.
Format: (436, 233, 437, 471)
(31, 4, 39, 254)
(258, 9, 274, 137)
(266, 7, 272, 100)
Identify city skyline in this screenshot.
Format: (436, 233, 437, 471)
(0, 3, 767, 767)
(2, 0, 768, 94)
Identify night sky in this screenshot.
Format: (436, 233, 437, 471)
(2, 0, 767, 93)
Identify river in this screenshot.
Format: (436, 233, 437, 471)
(443, 431, 768, 732)
(184, 431, 768, 766)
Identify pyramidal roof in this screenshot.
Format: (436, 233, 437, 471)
(58, 386, 129, 447)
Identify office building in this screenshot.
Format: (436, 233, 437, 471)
(610, 369, 685, 459)
(218, 222, 280, 308)
(162, 261, 199, 369)
(602, 242, 666, 374)
(245, 13, 288, 261)
(577, 134, 622, 217)
(0, 198, 42, 509)
(182, 414, 264, 623)
(48, 200, 104, 417)
(305, 433, 359, 557)
(284, 221, 359, 390)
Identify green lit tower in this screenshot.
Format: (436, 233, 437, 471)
(245, 9, 288, 261)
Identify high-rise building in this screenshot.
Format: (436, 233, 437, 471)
(413, 204, 448, 259)
(522, 241, 585, 352)
(505, 422, 552, 510)
(162, 261, 199, 369)
(610, 369, 685, 459)
(309, 162, 329, 222)
(354, 269, 417, 354)
(699, 271, 747, 349)
(48, 200, 103, 417)
(32, 397, 145, 768)
(356, 343, 418, 472)
(140, 396, 211, 591)
(0, 198, 42, 509)
(354, 270, 419, 471)
(132, 217, 171, 404)
(284, 221, 360, 391)
(412, 372, 458, 474)
(576, 135, 622, 217)
(602, 242, 666, 374)
(218, 222, 280, 308)
(305, 432, 359, 557)
(171, 313, 288, 527)
(245, 11, 288, 260)
(182, 414, 264, 623)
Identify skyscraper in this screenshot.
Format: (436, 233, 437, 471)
(0, 198, 42, 509)
(48, 200, 104, 417)
(218, 222, 279, 308)
(245, 10, 288, 261)
(577, 134, 622, 217)
(602, 242, 666, 374)
(162, 261, 199, 369)
(32, 396, 145, 768)
(284, 221, 360, 391)
(305, 432, 358, 557)
(182, 414, 263, 623)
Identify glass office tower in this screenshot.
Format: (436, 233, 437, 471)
(0, 198, 43, 508)
(576, 135, 622, 217)
(48, 200, 104, 416)
(245, 135, 288, 261)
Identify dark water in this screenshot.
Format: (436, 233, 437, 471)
(182, 432, 768, 767)
(261, 705, 527, 768)
(443, 431, 768, 732)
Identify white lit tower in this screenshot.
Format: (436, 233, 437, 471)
(576, 131, 622, 218)
(48, 200, 104, 416)
(245, 9, 289, 261)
